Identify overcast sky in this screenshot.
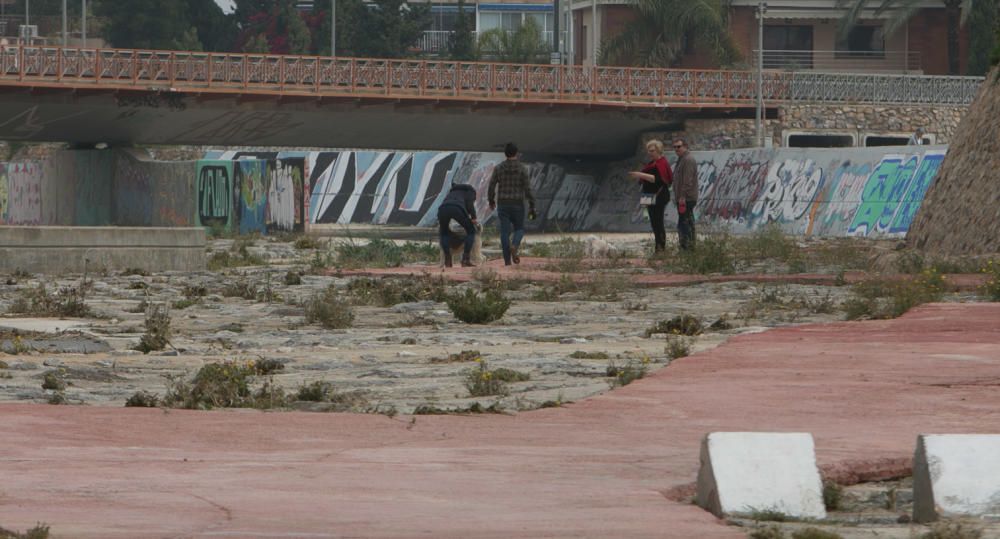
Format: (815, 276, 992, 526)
(214, 0, 235, 14)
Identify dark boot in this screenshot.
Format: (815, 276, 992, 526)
(443, 250, 453, 268)
(461, 256, 475, 267)
(511, 245, 520, 265)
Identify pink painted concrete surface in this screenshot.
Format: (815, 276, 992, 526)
(2, 303, 1000, 538)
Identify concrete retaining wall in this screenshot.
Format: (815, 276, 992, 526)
(0, 226, 206, 274)
(0, 145, 950, 239)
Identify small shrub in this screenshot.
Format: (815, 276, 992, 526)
(845, 268, 945, 320)
(446, 289, 510, 324)
(347, 275, 448, 307)
(606, 357, 649, 387)
(125, 390, 160, 407)
(580, 272, 632, 300)
(8, 283, 91, 318)
(665, 336, 691, 359)
(569, 351, 609, 360)
(207, 239, 266, 270)
(305, 286, 354, 329)
(430, 350, 481, 363)
(791, 529, 843, 539)
(491, 367, 530, 382)
(47, 391, 67, 405)
(822, 481, 842, 511)
(749, 526, 786, 539)
(920, 523, 983, 539)
(221, 278, 259, 300)
(253, 358, 285, 375)
(740, 224, 797, 262)
(171, 298, 199, 310)
(465, 360, 510, 397)
(121, 268, 150, 277)
(653, 234, 736, 275)
(41, 370, 66, 391)
(135, 305, 171, 353)
(979, 259, 1000, 301)
(334, 238, 437, 268)
(0, 523, 51, 539)
(182, 284, 208, 297)
(749, 509, 787, 522)
(284, 271, 303, 286)
(293, 236, 324, 250)
(127, 281, 149, 290)
(164, 361, 255, 409)
(296, 380, 334, 402)
(645, 315, 703, 337)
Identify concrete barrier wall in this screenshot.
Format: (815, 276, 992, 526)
(0, 145, 949, 239)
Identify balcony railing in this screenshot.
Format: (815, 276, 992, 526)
(752, 49, 924, 74)
(417, 30, 558, 54)
(0, 45, 984, 107)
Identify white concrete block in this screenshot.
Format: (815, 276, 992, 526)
(913, 434, 1000, 523)
(696, 432, 826, 519)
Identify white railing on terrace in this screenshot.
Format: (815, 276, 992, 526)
(753, 49, 923, 74)
(0, 45, 984, 107)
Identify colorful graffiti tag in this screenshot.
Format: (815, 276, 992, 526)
(196, 160, 233, 230)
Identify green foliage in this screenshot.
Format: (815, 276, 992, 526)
(920, 522, 984, 539)
(645, 315, 703, 337)
(449, 0, 477, 60)
(125, 390, 160, 407)
(347, 275, 448, 307)
(665, 336, 691, 359)
(477, 16, 550, 63)
(822, 481, 843, 511)
(295, 380, 335, 402)
(8, 283, 91, 318)
(979, 259, 1000, 301)
(600, 0, 739, 67)
(969, 0, 1000, 75)
(446, 289, 511, 324)
(305, 286, 355, 329)
(749, 526, 786, 539)
(791, 529, 844, 539)
(164, 360, 288, 410)
(0, 522, 51, 539)
(208, 239, 266, 270)
(293, 236, 324, 250)
(750, 509, 788, 522)
(93, 0, 231, 51)
(135, 305, 171, 353)
(606, 357, 650, 387)
(464, 360, 511, 397)
(41, 370, 66, 391)
(569, 351, 610, 360)
(335, 238, 438, 268)
(844, 268, 946, 320)
(491, 367, 530, 383)
(739, 224, 798, 262)
(284, 271, 304, 286)
(313, 0, 432, 58)
(653, 234, 737, 274)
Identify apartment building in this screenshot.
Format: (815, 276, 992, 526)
(570, 0, 969, 75)
(411, 0, 560, 54)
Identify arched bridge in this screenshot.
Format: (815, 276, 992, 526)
(0, 46, 984, 157)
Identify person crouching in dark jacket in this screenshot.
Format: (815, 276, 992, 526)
(437, 182, 478, 267)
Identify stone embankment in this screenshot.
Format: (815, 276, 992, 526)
(908, 67, 1000, 255)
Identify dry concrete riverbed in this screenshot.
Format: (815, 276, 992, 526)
(0, 233, 895, 414)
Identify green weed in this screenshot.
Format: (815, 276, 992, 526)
(305, 286, 354, 329)
(446, 289, 510, 324)
(0, 522, 50, 539)
(334, 238, 437, 268)
(979, 259, 1000, 301)
(347, 275, 448, 307)
(135, 305, 171, 353)
(464, 360, 512, 397)
(606, 357, 650, 387)
(124, 390, 160, 407)
(8, 283, 91, 318)
(920, 522, 983, 539)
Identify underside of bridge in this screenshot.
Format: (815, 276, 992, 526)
(0, 88, 749, 158)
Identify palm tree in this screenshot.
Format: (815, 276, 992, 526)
(599, 0, 739, 68)
(837, 0, 993, 75)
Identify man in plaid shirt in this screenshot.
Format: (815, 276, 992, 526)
(488, 142, 537, 266)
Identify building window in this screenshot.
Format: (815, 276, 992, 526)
(836, 26, 885, 58)
(786, 133, 856, 148)
(479, 12, 553, 34)
(763, 25, 814, 69)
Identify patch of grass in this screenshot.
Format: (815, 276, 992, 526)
(430, 350, 481, 363)
(284, 271, 303, 286)
(127, 281, 149, 290)
(979, 259, 1000, 301)
(304, 286, 354, 329)
(293, 236, 324, 250)
(347, 275, 448, 307)
(531, 274, 579, 301)
(124, 390, 160, 407)
(207, 239, 266, 270)
(535, 238, 587, 273)
(665, 336, 691, 359)
(749, 526, 786, 539)
(220, 278, 259, 300)
(164, 360, 288, 410)
(171, 298, 200, 310)
(41, 370, 66, 391)
(135, 304, 171, 353)
(446, 289, 511, 324)
(749, 509, 788, 522)
(822, 481, 843, 511)
(606, 357, 650, 387)
(47, 391, 67, 405)
(569, 351, 609, 360)
(920, 523, 983, 539)
(121, 268, 150, 277)
(580, 272, 632, 300)
(253, 358, 285, 375)
(413, 401, 505, 415)
(622, 300, 648, 312)
(0, 523, 51, 539)
(844, 268, 945, 320)
(791, 529, 844, 539)
(8, 283, 91, 318)
(737, 223, 797, 263)
(182, 284, 208, 297)
(645, 315, 703, 337)
(465, 360, 510, 397)
(334, 238, 438, 268)
(491, 367, 530, 382)
(295, 380, 334, 402)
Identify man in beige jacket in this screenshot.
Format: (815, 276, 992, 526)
(672, 138, 699, 250)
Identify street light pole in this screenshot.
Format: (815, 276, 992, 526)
(62, 0, 67, 46)
(82, 0, 87, 45)
(591, 0, 597, 65)
(755, 1, 767, 148)
(330, 0, 336, 57)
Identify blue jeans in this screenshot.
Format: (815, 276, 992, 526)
(678, 200, 697, 251)
(497, 204, 525, 265)
(438, 204, 475, 260)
